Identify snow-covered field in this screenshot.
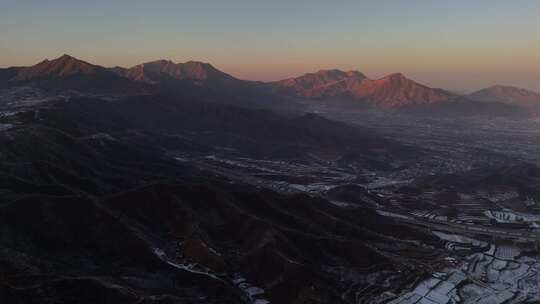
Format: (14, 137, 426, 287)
(485, 210, 540, 227)
(388, 232, 540, 304)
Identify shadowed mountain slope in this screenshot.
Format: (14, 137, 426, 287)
(0, 93, 441, 303)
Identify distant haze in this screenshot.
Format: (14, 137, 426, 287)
(1, 0, 539, 92)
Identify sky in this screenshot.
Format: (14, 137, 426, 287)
(1, 0, 539, 92)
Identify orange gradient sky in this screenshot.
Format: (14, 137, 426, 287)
(1, 0, 539, 92)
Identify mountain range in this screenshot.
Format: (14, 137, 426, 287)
(272, 70, 455, 108)
(1, 54, 539, 114)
